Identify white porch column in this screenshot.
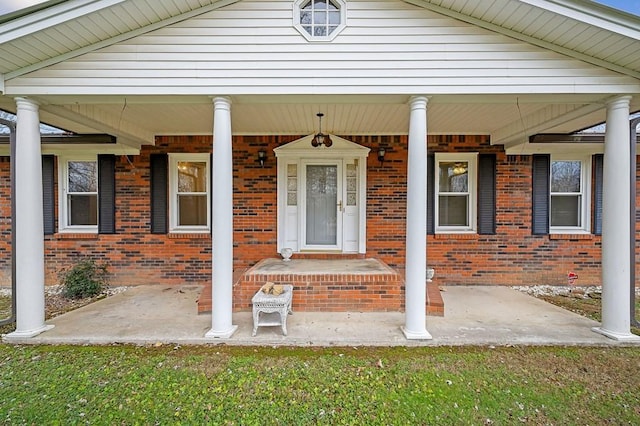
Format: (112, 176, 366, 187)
(205, 97, 238, 338)
(402, 96, 432, 340)
(593, 95, 639, 341)
(6, 97, 53, 339)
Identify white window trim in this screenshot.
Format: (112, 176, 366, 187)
(169, 153, 211, 233)
(293, 0, 347, 42)
(434, 152, 477, 234)
(549, 154, 591, 234)
(58, 155, 99, 234)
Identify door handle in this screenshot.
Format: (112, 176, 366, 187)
(337, 200, 343, 212)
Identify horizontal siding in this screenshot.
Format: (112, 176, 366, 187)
(6, 0, 640, 96)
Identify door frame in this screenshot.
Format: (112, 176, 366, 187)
(274, 134, 370, 254)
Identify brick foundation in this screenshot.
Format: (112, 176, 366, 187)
(196, 258, 445, 315)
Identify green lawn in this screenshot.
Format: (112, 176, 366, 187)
(0, 345, 638, 424)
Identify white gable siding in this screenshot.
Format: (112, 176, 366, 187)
(5, 0, 639, 96)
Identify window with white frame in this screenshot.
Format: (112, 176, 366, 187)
(435, 153, 477, 232)
(294, 0, 346, 41)
(550, 156, 590, 232)
(169, 154, 210, 232)
(60, 157, 98, 232)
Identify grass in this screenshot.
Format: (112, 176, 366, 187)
(0, 345, 638, 424)
(1, 291, 639, 423)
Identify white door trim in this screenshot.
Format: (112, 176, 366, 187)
(275, 134, 370, 254)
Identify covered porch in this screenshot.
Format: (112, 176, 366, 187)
(6, 284, 632, 347)
(1, 0, 640, 343)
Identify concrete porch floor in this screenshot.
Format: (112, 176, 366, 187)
(4, 284, 637, 347)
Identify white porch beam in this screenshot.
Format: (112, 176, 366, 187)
(402, 96, 432, 340)
(5, 97, 53, 340)
(593, 95, 640, 341)
(494, 103, 606, 147)
(38, 103, 154, 147)
(205, 96, 237, 339)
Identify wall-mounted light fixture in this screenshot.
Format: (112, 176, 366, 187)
(378, 147, 386, 165)
(311, 113, 332, 147)
(257, 149, 267, 167)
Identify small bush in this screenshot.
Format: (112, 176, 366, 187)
(60, 259, 109, 299)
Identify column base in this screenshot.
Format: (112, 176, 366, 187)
(592, 327, 640, 342)
(3, 324, 54, 341)
(205, 325, 238, 339)
(401, 326, 433, 340)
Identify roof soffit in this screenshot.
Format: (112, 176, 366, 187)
(0, 0, 239, 79)
(403, 0, 640, 79)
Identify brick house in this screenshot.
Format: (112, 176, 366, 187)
(0, 0, 639, 340)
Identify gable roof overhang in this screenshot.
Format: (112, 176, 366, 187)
(0, 0, 639, 151)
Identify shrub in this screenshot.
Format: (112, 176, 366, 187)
(60, 259, 109, 299)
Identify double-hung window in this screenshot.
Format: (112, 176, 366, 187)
(169, 154, 210, 232)
(550, 156, 590, 233)
(434, 153, 477, 233)
(60, 157, 99, 232)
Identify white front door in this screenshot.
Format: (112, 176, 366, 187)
(301, 161, 343, 250)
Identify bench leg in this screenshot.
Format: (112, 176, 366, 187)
(252, 309, 259, 337)
(280, 309, 288, 336)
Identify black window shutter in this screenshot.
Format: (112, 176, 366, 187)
(98, 154, 116, 234)
(477, 154, 496, 235)
(427, 153, 435, 235)
(42, 155, 55, 235)
(532, 154, 550, 235)
(150, 153, 168, 234)
(593, 154, 604, 235)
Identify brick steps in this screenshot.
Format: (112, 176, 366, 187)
(197, 259, 444, 316)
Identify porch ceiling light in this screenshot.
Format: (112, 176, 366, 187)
(311, 113, 332, 148)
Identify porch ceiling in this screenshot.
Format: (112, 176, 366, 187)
(2, 93, 634, 149)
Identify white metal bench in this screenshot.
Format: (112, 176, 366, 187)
(251, 284, 293, 336)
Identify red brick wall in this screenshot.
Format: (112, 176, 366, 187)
(0, 134, 632, 291)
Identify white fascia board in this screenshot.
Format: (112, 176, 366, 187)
(0, 0, 128, 44)
(518, 0, 640, 39)
(404, 0, 640, 79)
(4, 0, 240, 81)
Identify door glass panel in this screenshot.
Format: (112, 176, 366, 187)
(306, 165, 337, 245)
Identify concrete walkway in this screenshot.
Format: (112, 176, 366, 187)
(4, 285, 637, 346)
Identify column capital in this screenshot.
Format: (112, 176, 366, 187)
(14, 97, 39, 112)
(408, 96, 430, 110)
(211, 96, 232, 110)
(605, 95, 632, 109)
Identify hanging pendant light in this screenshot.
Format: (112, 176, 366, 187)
(311, 112, 332, 147)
